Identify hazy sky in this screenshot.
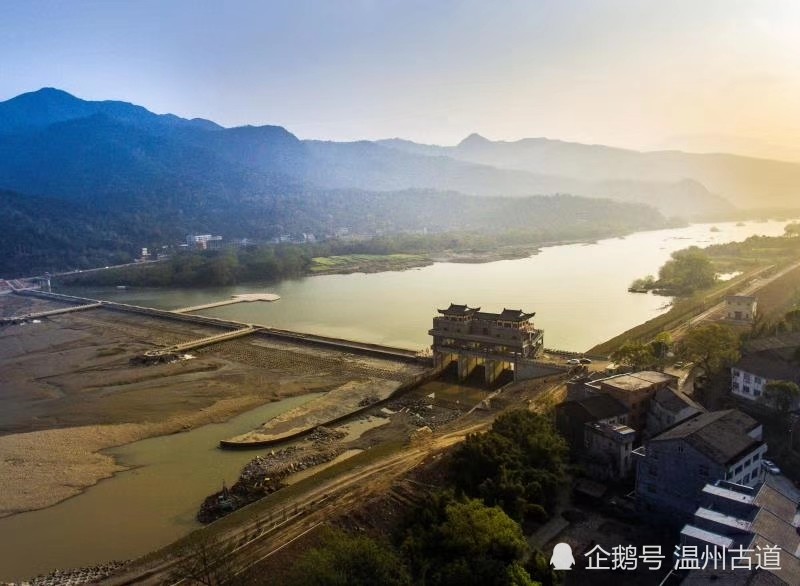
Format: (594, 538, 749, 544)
(2, 0, 800, 158)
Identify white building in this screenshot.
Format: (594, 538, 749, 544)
(731, 350, 800, 408)
(725, 295, 757, 322)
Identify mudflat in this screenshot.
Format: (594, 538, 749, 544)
(0, 296, 419, 517)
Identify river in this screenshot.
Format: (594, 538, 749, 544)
(0, 219, 792, 581)
(0, 394, 320, 581)
(64, 219, 793, 351)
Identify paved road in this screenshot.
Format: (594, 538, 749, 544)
(670, 259, 800, 340)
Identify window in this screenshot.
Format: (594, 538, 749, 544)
(755, 377, 762, 384)
(732, 382, 740, 391)
(754, 390, 761, 397)
(744, 373, 752, 382)
(743, 386, 751, 394)
(735, 464, 743, 474)
(754, 452, 761, 461)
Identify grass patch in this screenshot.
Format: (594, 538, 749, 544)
(310, 254, 430, 274)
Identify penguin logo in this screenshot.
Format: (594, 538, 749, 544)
(550, 542, 575, 570)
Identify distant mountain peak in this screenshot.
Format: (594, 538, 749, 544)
(458, 132, 491, 147)
(0, 87, 223, 134)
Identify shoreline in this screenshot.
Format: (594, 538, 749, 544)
(0, 394, 269, 520)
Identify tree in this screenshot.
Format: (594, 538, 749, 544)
(677, 323, 741, 375)
(657, 247, 716, 294)
(611, 341, 657, 370)
(450, 410, 567, 523)
(785, 223, 800, 237)
(400, 494, 532, 586)
(650, 332, 673, 368)
(762, 381, 800, 417)
(286, 528, 411, 586)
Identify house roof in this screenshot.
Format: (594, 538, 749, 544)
(652, 386, 704, 414)
(437, 304, 534, 322)
(598, 370, 677, 393)
(726, 295, 757, 303)
(651, 410, 762, 465)
(735, 351, 800, 384)
(474, 308, 535, 322)
(437, 303, 479, 316)
(745, 332, 800, 353)
(556, 394, 628, 423)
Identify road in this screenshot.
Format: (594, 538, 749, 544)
(670, 259, 800, 340)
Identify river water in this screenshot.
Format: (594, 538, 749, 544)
(65, 219, 793, 352)
(0, 394, 320, 581)
(0, 219, 792, 581)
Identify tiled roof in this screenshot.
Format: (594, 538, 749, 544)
(437, 303, 479, 315)
(735, 352, 800, 384)
(653, 386, 704, 414)
(557, 394, 629, 422)
(651, 410, 762, 465)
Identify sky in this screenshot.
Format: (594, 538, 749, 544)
(2, 0, 800, 158)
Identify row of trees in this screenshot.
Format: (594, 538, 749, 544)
(60, 246, 313, 287)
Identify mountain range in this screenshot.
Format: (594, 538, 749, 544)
(1, 87, 798, 276)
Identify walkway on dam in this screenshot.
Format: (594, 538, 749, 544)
(13, 289, 422, 363)
(145, 325, 261, 357)
(173, 293, 280, 314)
(0, 301, 103, 324)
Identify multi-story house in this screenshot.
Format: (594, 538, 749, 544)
(634, 410, 767, 521)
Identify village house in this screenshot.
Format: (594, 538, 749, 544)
(634, 410, 767, 521)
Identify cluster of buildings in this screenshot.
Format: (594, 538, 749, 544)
(555, 363, 800, 584)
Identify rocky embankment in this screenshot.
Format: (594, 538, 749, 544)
(197, 427, 346, 523)
(7, 561, 128, 586)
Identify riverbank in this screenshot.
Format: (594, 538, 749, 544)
(0, 298, 422, 519)
(0, 395, 264, 518)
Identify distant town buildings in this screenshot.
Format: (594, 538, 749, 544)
(725, 295, 758, 322)
(186, 234, 223, 250)
(634, 410, 767, 521)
